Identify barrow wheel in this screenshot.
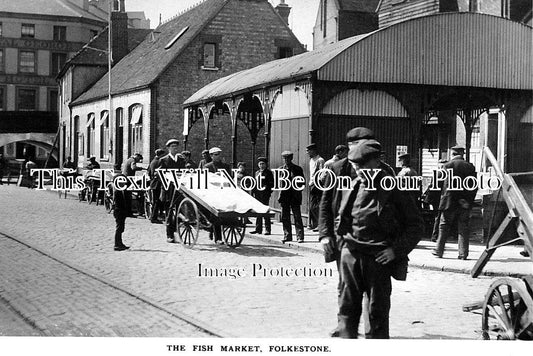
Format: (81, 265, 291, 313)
(482, 277, 533, 340)
(176, 198, 200, 248)
(222, 219, 246, 248)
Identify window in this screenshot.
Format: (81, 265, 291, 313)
(129, 105, 143, 155)
(0, 87, 4, 110)
(100, 111, 110, 160)
(53, 26, 66, 41)
(203, 43, 217, 68)
(0, 22, 3, 37)
(21, 24, 35, 38)
(74, 116, 84, 156)
(17, 88, 37, 111)
(501, 0, 510, 18)
(87, 114, 95, 157)
(51, 53, 67, 75)
(19, 51, 36, 73)
(278, 47, 293, 59)
(48, 89, 58, 112)
(0, 49, 4, 72)
(4, 143, 16, 157)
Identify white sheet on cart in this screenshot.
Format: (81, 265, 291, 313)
(186, 173, 270, 214)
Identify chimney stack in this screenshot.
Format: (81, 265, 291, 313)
(111, 0, 129, 63)
(276, 0, 291, 26)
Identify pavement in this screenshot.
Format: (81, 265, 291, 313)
(0, 185, 530, 339)
(245, 219, 532, 279)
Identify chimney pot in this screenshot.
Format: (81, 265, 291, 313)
(276, 0, 291, 26)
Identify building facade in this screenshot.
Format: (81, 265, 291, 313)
(62, 0, 304, 171)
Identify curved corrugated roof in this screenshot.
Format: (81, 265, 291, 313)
(185, 12, 532, 106)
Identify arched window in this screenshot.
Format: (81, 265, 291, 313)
(100, 110, 109, 160)
(74, 115, 83, 156)
(87, 113, 95, 157)
(129, 105, 143, 155)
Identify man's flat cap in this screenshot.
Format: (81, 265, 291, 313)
(306, 143, 317, 150)
(281, 151, 293, 157)
(257, 156, 268, 163)
(398, 152, 410, 159)
(165, 139, 180, 147)
(346, 127, 375, 142)
(209, 147, 222, 154)
(348, 139, 382, 164)
(451, 145, 465, 153)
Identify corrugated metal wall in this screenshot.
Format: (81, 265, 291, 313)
(321, 89, 408, 117)
(319, 13, 533, 90)
(316, 115, 412, 170)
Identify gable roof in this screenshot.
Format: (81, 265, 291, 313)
(72, 0, 229, 105)
(0, 0, 105, 22)
(339, 0, 381, 13)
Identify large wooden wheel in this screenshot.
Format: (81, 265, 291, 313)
(176, 198, 200, 248)
(222, 218, 246, 248)
(482, 277, 533, 340)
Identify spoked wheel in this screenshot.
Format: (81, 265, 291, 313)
(222, 218, 246, 248)
(482, 277, 533, 340)
(176, 198, 199, 248)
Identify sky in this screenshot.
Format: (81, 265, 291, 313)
(126, 0, 319, 49)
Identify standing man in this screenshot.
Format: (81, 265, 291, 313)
(0, 153, 6, 185)
(158, 139, 186, 243)
(123, 153, 145, 217)
(198, 149, 212, 169)
(307, 144, 325, 232)
(336, 139, 423, 338)
(204, 147, 231, 175)
(432, 146, 477, 260)
(62, 156, 76, 170)
(181, 151, 196, 169)
(319, 127, 375, 337)
(251, 157, 274, 235)
(148, 149, 166, 223)
(324, 145, 348, 170)
(278, 151, 305, 243)
(112, 173, 132, 251)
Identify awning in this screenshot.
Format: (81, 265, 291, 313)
(184, 13, 532, 107)
(99, 111, 109, 126)
(86, 113, 95, 128)
(130, 106, 142, 125)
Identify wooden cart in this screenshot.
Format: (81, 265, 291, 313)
(166, 172, 272, 249)
(463, 147, 533, 340)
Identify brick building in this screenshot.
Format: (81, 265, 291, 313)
(63, 0, 304, 171)
(0, 0, 149, 168)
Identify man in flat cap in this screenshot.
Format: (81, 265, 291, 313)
(148, 149, 166, 223)
(278, 151, 305, 243)
(251, 157, 274, 235)
(181, 151, 196, 169)
(335, 139, 423, 338)
(324, 145, 348, 170)
(204, 147, 231, 175)
(319, 127, 376, 336)
(432, 145, 477, 259)
(198, 149, 212, 169)
(306, 143, 325, 232)
(158, 139, 186, 242)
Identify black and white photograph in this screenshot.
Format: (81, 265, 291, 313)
(0, 0, 531, 355)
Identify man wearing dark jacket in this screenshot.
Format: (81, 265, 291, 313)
(158, 139, 186, 243)
(148, 149, 166, 223)
(336, 139, 423, 338)
(278, 151, 305, 243)
(433, 146, 477, 259)
(251, 157, 274, 235)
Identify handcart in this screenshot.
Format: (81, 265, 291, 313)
(166, 172, 272, 248)
(462, 147, 533, 340)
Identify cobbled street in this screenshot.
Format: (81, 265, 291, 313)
(0, 186, 495, 338)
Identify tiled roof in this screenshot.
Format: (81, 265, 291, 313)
(339, 0, 381, 13)
(0, 0, 105, 22)
(73, 0, 229, 105)
(59, 27, 150, 77)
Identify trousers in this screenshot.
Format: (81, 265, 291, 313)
(435, 207, 471, 258)
(281, 203, 304, 240)
(338, 247, 391, 339)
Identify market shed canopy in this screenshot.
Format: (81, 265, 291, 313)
(185, 12, 532, 106)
